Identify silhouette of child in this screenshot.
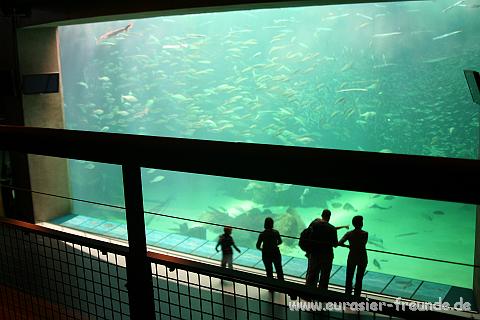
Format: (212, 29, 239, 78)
(256, 217, 284, 280)
(339, 215, 368, 296)
(216, 226, 241, 269)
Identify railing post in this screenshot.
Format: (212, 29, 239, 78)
(122, 164, 154, 319)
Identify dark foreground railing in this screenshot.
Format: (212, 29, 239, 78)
(0, 125, 479, 319)
(0, 217, 473, 320)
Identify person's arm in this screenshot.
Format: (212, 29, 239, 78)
(276, 230, 283, 246)
(256, 233, 263, 250)
(215, 237, 221, 252)
(233, 241, 241, 253)
(335, 225, 349, 230)
(362, 232, 368, 246)
(332, 227, 339, 247)
(338, 232, 349, 246)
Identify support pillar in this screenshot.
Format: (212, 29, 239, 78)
(16, 26, 71, 222)
(122, 165, 155, 319)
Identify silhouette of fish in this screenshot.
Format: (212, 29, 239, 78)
(395, 232, 418, 237)
(433, 210, 445, 215)
(331, 202, 342, 208)
(384, 195, 395, 200)
(97, 23, 133, 44)
(373, 258, 381, 269)
(343, 202, 357, 211)
(369, 204, 392, 210)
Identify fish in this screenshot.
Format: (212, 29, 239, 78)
(244, 182, 263, 192)
(368, 240, 384, 249)
(322, 13, 350, 21)
(356, 13, 373, 20)
(373, 259, 381, 269)
(343, 202, 357, 212)
(432, 30, 462, 40)
(76, 82, 89, 89)
(423, 214, 433, 221)
(384, 195, 395, 200)
(336, 88, 368, 93)
(299, 188, 310, 205)
(117, 111, 129, 116)
(340, 62, 353, 72)
(442, 0, 465, 12)
(379, 149, 393, 153)
(424, 57, 450, 64)
(373, 32, 402, 38)
(433, 210, 445, 215)
(274, 183, 292, 192)
(331, 202, 343, 208)
(395, 232, 418, 237)
(360, 111, 376, 120)
(97, 23, 133, 44)
(150, 175, 165, 183)
(369, 204, 392, 210)
(121, 95, 138, 103)
(85, 163, 95, 170)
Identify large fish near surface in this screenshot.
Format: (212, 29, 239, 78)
(96, 23, 133, 44)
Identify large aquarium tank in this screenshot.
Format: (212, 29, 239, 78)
(57, 0, 479, 290)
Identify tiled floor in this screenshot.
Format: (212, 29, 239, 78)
(51, 213, 460, 305)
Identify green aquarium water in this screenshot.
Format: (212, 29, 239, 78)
(58, 0, 479, 289)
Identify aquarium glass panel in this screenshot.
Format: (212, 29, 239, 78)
(59, 0, 480, 158)
(140, 169, 475, 288)
(56, 0, 479, 290)
(58, 160, 127, 239)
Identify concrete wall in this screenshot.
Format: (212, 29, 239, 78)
(16, 27, 71, 222)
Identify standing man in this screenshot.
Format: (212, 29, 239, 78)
(305, 209, 338, 290)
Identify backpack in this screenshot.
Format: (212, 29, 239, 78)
(299, 226, 313, 252)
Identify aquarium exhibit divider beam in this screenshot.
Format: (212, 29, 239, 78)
(0, 125, 478, 205)
(14, 0, 418, 28)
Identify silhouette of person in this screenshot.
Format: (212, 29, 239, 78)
(216, 226, 241, 269)
(256, 217, 284, 280)
(305, 209, 338, 290)
(339, 215, 368, 297)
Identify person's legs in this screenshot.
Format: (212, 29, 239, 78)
(318, 255, 333, 291)
(273, 254, 284, 280)
(225, 253, 233, 269)
(263, 255, 274, 278)
(345, 258, 356, 296)
(354, 263, 367, 297)
(305, 253, 321, 287)
(221, 253, 227, 268)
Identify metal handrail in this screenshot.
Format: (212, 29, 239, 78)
(0, 217, 129, 256)
(0, 125, 479, 204)
(0, 216, 471, 319)
(2, 181, 479, 270)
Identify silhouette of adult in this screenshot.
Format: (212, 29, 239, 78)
(256, 217, 284, 280)
(339, 215, 368, 296)
(305, 209, 338, 290)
